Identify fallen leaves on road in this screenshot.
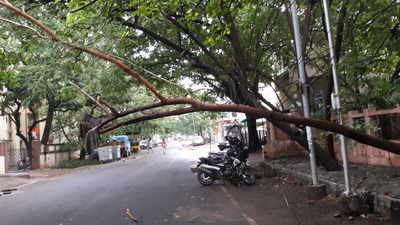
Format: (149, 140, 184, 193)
(126, 208, 138, 223)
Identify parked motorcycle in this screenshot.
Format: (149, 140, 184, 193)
(191, 136, 256, 186)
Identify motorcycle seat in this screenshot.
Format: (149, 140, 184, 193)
(200, 157, 223, 164)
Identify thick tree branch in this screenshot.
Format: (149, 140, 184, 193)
(163, 12, 227, 72)
(101, 107, 197, 133)
(60, 41, 166, 101)
(96, 97, 203, 131)
(3, 1, 400, 160)
(257, 71, 299, 108)
(112, 55, 190, 91)
(69, 81, 119, 114)
(301, 0, 317, 56)
(334, 0, 349, 62)
(224, 12, 248, 75)
(99, 97, 400, 155)
(116, 17, 191, 58)
(61, 125, 74, 144)
(0, 1, 59, 40)
(116, 17, 223, 79)
(0, 1, 166, 101)
(252, 90, 282, 112)
(70, 0, 99, 13)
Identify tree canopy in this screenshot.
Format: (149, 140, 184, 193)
(0, 0, 399, 170)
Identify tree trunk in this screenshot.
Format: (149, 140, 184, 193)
(326, 134, 336, 159)
(268, 120, 340, 171)
(79, 113, 102, 159)
(26, 136, 33, 166)
(15, 123, 33, 166)
(41, 98, 55, 145)
(246, 114, 262, 152)
(79, 146, 86, 160)
(12, 107, 32, 164)
(0, 2, 362, 171)
(324, 87, 337, 160)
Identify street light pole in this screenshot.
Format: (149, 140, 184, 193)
(322, 0, 351, 195)
(290, 0, 318, 185)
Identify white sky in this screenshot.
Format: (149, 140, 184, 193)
(180, 78, 279, 110)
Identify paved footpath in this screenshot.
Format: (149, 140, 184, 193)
(0, 143, 394, 225)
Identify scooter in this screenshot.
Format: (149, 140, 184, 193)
(191, 136, 256, 186)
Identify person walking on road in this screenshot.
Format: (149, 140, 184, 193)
(161, 138, 167, 155)
(146, 138, 154, 153)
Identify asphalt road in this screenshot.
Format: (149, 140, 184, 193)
(0, 142, 391, 225)
(0, 142, 258, 225)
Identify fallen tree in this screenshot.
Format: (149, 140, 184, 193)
(2, 1, 400, 169)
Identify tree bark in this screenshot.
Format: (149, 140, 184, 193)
(324, 79, 336, 160)
(267, 120, 340, 171)
(79, 113, 102, 159)
(40, 97, 55, 145)
(246, 114, 262, 152)
(3, 1, 400, 171)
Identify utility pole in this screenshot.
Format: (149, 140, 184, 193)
(191, 112, 196, 135)
(322, 0, 351, 195)
(290, 0, 318, 185)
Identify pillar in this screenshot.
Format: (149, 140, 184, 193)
(0, 141, 8, 174)
(31, 141, 41, 169)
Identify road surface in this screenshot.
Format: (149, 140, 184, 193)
(0, 142, 387, 225)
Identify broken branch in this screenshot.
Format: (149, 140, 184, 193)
(3, 1, 400, 158)
(0, 16, 47, 39)
(0, 1, 166, 102)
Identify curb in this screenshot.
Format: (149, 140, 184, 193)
(265, 161, 393, 218)
(0, 173, 30, 178)
(0, 154, 147, 191)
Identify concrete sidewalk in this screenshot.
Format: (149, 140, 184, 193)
(0, 168, 73, 193)
(187, 145, 393, 224)
(255, 154, 400, 218)
(0, 154, 144, 192)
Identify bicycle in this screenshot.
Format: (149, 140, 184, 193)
(17, 150, 31, 171)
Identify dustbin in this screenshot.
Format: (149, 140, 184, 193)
(112, 146, 121, 160)
(97, 147, 113, 162)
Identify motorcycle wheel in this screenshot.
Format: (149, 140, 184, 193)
(243, 173, 256, 185)
(197, 171, 214, 186)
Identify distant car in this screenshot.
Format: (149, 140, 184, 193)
(191, 136, 204, 146)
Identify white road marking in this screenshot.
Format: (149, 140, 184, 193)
(220, 186, 258, 225)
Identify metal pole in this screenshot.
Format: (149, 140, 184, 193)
(322, 0, 351, 195)
(290, 0, 318, 185)
(192, 112, 196, 135)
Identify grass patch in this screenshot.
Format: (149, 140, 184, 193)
(57, 158, 100, 169)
